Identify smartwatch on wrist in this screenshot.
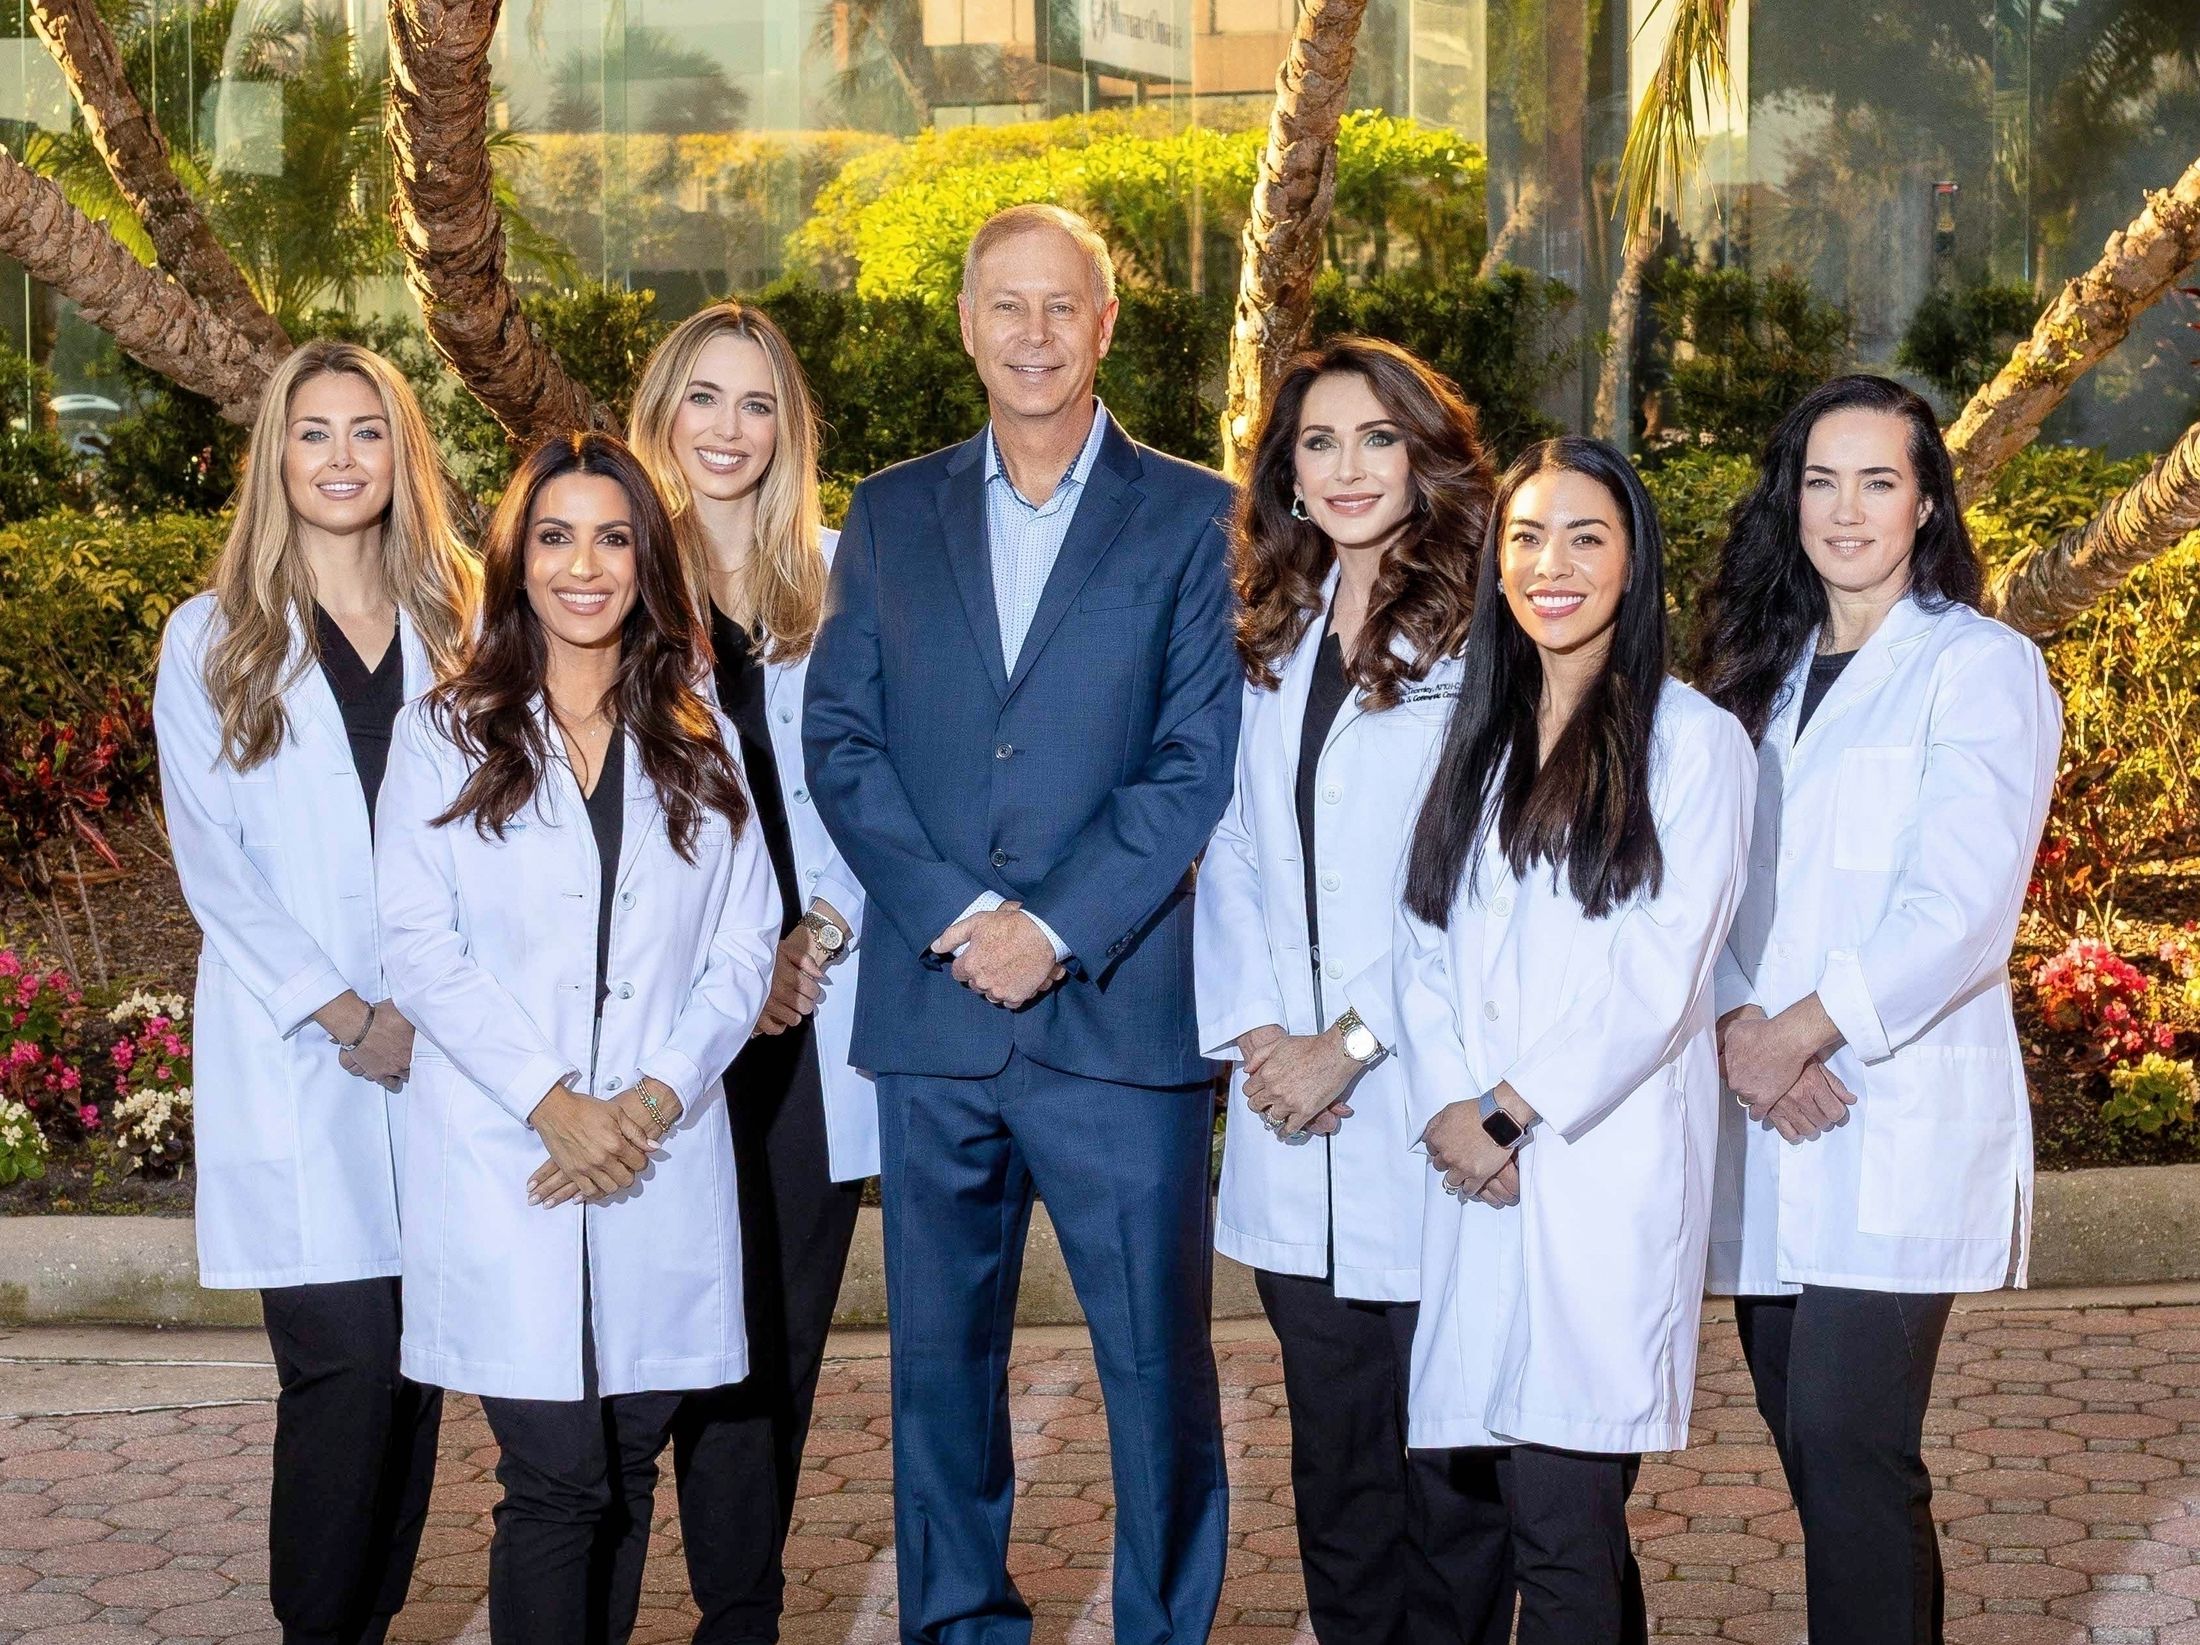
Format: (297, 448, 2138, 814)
(1479, 1105, 1525, 1149)
(1333, 1005, 1383, 1067)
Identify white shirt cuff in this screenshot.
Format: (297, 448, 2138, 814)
(956, 891, 1072, 963)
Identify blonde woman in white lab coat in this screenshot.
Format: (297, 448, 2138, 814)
(1194, 336, 1500, 1643)
(154, 339, 477, 1645)
(1395, 436, 1754, 1645)
(628, 300, 874, 1641)
(1695, 375, 2061, 1645)
(374, 432, 778, 1645)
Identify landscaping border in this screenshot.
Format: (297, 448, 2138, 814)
(3, 1164, 2194, 1328)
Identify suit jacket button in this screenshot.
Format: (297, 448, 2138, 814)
(989, 848, 1009, 867)
(996, 743, 1014, 759)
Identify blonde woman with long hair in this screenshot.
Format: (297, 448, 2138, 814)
(628, 301, 871, 1641)
(153, 339, 478, 1645)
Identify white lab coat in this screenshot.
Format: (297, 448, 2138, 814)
(710, 529, 877, 1181)
(155, 592, 432, 1290)
(1196, 582, 1460, 1300)
(375, 700, 780, 1401)
(1399, 682, 1754, 1455)
(1706, 594, 2062, 1298)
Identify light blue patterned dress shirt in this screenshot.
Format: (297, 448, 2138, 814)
(955, 401, 1114, 961)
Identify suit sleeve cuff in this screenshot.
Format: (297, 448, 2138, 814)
(1817, 949, 1891, 1064)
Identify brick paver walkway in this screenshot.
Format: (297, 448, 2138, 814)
(8, 1293, 2200, 1642)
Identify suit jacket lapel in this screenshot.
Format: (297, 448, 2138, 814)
(1004, 418, 1143, 699)
(936, 432, 1009, 700)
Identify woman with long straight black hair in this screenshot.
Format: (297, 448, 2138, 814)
(1697, 376, 2061, 1645)
(1395, 436, 1754, 1644)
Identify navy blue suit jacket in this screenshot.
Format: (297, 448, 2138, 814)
(802, 416, 1241, 1088)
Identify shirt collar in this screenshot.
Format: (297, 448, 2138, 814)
(983, 400, 1111, 508)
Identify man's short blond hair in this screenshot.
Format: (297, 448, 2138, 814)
(960, 204, 1117, 309)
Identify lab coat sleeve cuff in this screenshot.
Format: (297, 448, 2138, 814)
(497, 1052, 578, 1129)
(1818, 948, 1892, 1064)
(1714, 949, 1759, 1021)
(1200, 998, 1290, 1063)
(270, 962, 351, 1042)
(811, 872, 867, 949)
(637, 1048, 707, 1114)
(1339, 954, 1398, 1051)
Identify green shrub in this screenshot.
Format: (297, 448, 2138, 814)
(1638, 449, 1756, 663)
(1644, 264, 1852, 455)
(0, 512, 226, 728)
(0, 349, 87, 524)
(96, 358, 246, 516)
(1896, 279, 2043, 403)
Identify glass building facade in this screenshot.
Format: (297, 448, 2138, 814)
(5, 0, 2198, 452)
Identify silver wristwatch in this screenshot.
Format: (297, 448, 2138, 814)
(1333, 1005, 1383, 1066)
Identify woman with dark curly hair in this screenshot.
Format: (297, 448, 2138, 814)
(1192, 335, 1505, 1643)
(1696, 376, 2062, 1645)
(374, 432, 780, 1645)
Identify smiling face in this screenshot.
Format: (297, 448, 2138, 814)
(282, 370, 393, 536)
(670, 330, 779, 505)
(1798, 406, 1928, 607)
(523, 472, 641, 659)
(1292, 370, 1417, 553)
(1498, 466, 1630, 663)
(957, 224, 1118, 425)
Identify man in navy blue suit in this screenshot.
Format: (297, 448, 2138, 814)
(804, 203, 1240, 1644)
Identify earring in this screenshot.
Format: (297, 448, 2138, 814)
(1291, 493, 1310, 521)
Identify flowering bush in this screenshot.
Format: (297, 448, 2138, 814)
(0, 1097, 48, 1184)
(0, 948, 95, 1137)
(2031, 938, 2172, 1065)
(101, 989, 192, 1177)
(2102, 1053, 2200, 1135)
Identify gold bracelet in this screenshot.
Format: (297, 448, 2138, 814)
(639, 1085, 668, 1134)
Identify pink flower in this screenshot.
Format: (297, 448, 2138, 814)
(58, 1067, 80, 1092)
(153, 1064, 171, 1082)
(78, 1104, 99, 1130)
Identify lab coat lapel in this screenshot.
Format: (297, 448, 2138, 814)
(613, 724, 660, 898)
(1276, 566, 1341, 782)
(1790, 594, 1934, 762)
(398, 609, 434, 699)
(936, 433, 1009, 700)
(1004, 418, 1141, 699)
(286, 612, 350, 759)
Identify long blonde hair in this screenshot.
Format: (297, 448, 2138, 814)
(204, 340, 480, 770)
(628, 302, 826, 664)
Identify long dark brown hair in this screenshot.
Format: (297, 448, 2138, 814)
(429, 433, 748, 857)
(1693, 374, 1981, 742)
(1404, 437, 1669, 924)
(1232, 336, 1494, 707)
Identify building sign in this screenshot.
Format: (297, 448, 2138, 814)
(1081, 0, 1190, 82)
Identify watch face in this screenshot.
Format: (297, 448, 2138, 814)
(1343, 1024, 1379, 1063)
(808, 918, 844, 952)
(1482, 1108, 1524, 1148)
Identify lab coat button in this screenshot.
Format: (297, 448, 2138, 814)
(603, 1076, 622, 1092)
(793, 787, 809, 804)
(1325, 960, 1343, 980)
(618, 890, 635, 910)
(1320, 872, 1340, 893)
(616, 982, 635, 1001)
(778, 707, 792, 723)
(1322, 784, 1342, 804)
(1483, 1000, 1500, 1022)
(806, 868, 821, 884)
(1492, 895, 1512, 916)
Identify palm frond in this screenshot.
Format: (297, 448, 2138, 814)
(1617, 0, 1735, 232)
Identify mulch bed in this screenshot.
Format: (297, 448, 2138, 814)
(4, 818, 2198, 1213)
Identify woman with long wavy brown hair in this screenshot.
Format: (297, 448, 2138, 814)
(374, 432, 779, 1645)
(154, 338, 476, 1645)
(1191, 334, 1506, 1643)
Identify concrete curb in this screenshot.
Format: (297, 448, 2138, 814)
(3, 1163, 2192, 1328)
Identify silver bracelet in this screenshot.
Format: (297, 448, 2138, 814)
(336, 1001, 377, 1053)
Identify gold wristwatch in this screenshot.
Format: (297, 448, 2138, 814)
(800, 908, 848, 959)
(1333, 1005, 1383, 1066)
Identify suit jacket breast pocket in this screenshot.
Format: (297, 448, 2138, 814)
(1078, 577, 1173, 612)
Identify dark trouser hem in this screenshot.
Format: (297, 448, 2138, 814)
(1737, 1285, 1953, 1645)
(260, 1275, 443, 1645)
(1497, 1445, 1645, 1645)
(1405, 1446, 1514, 1645)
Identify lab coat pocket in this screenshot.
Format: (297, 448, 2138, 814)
(1831, 747, 1921, 872)
(1855, 1046, 2019, 1241)
(230, 770, 283, 849)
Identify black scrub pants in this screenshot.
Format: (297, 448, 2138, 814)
(672, 1022, 864, 1643)
(1257, 1267, 1452, 1644)
(478, 1273, 685, 1645)
(1737, 1285, 1955, 1645)
(259, 1276, 443, 1645)
(1412, 1444, 1643, 1644)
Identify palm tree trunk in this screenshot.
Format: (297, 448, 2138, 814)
(1987, 417, 2200, 639)
(1219, 0, 1370, 479)
(387, 0, 605, 443)
(30, 0, 290, 357)
(0, 148, 277, 420)
(1948, 154, 2200, 505)
(1594, 222, 1658, 442)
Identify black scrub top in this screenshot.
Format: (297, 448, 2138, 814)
(1797, 648, 1857, 734)
(710, 604, 802, 936)
(1293, 629, 1355, 998)
(582, 725, 626, 1016)
(313, 606, 403, 833)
